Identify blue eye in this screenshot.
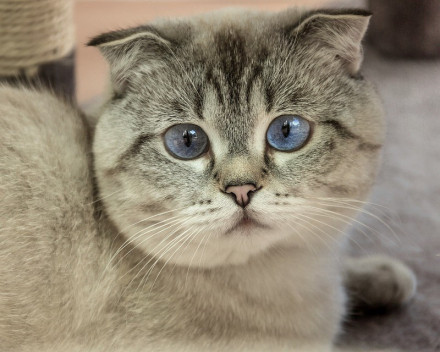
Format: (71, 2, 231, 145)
(266, 115, 310, 151)
(164, 124, 209, 159)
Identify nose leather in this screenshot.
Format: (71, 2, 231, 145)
(225, 184, 257, 208)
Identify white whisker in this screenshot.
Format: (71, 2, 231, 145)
(103, 215, 186, 276)
(303, 209, 367, 250)
(120, 216, 196, 285)
(151, 226, 204, 291)
(135, 224, 197, 295)
(308, 202, 400, 245)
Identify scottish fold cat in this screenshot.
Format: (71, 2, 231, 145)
(0, 7, 415, 352)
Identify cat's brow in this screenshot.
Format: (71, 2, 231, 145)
(320, 120, 382, 150)
(321, 120, 359, 139)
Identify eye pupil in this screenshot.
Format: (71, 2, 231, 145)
(182, 130, 192, 147)
(282, 120, 290, 137)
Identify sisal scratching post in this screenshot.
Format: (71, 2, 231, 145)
(0, 0, 75, 99)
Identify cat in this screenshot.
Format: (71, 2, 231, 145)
(0, 7, 416, 352)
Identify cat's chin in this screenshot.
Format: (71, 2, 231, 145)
(225, 213, 271, 235)
(148, 224, 289, 268)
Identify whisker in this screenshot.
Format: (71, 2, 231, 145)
(310, 197, 395, 222)
(103, 217, 193, 301)
(118, 223, 192, 301)
(308, 201, 401, 245)
(150, 226, 204, 291)
(103, 215, 186, 276)
(113, 205, 189, 242)
(303, 209, 367, 250)
(119, 216, 196, 284)
(125, 215, 198, 296)
(112, 215, 186, 255)
(136, 224, 198, 295)
(183, 225, 210, 288)
(191, 221, 220, 287)
(267, 210, 327, 255)
(189, 218, 223, 288)
(305, 204, 383, 237)
(296, 211, 366, 251)
(312, 196, 392, 211)
(195, 226, 216, 288)
(285, 215, 337, 253)
(114, 218, 191, 276)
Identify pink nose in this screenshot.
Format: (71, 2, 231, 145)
(225, 184, 257, 208)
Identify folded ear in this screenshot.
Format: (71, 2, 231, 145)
(292, 10, 371, 75)
(88, 26, 173, 95)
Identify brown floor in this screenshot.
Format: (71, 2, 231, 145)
(75, 0, 332, 103)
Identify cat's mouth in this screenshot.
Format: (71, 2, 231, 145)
(226, 212, 269, 234)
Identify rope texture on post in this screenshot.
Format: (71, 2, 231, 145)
(0, 0, 74, 77)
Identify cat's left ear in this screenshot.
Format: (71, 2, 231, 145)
(87, 26, 174, 94)
(291, 10, 371, 75)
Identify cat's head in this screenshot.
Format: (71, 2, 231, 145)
(91, 8, 384, 267)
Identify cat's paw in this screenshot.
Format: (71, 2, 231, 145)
(343, 255, 416, 311)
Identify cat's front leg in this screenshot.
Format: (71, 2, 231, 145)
(343, 255, 416, 311)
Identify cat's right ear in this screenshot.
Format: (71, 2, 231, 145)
(288, 9, 371, 75)
(88, 26, 173, 95)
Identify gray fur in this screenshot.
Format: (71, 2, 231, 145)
(0, 8, 415, 352)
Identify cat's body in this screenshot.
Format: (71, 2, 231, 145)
(0, 8, 415, 352)
(0, 89, 340, 352)
(0, 93, 340, 351)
